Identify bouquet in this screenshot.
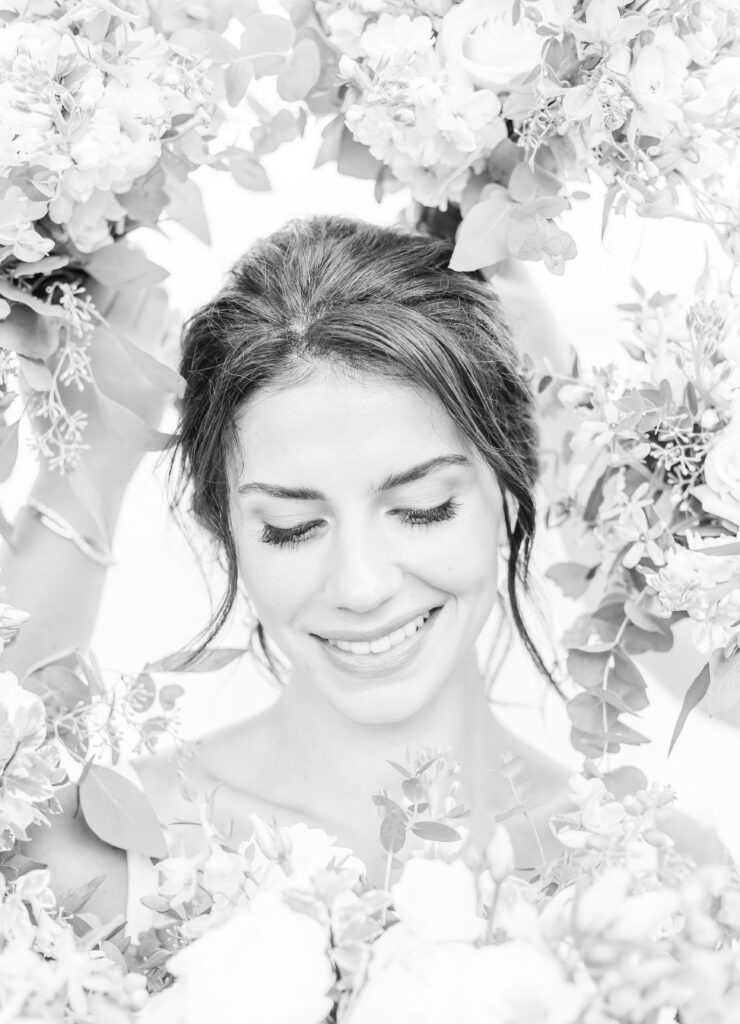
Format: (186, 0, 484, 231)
(541, 286, 740, 759)
(307, 0, 740, 274)
(133, 752, 738, 1024)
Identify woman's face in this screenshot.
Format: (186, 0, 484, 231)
(229, 363, 504, 726)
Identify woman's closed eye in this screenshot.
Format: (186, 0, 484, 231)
(259, 498, 461, 549)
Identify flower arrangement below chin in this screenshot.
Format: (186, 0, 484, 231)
(137, 766, 739, 1024)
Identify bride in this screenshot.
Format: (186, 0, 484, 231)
(6, 215, 713, 933)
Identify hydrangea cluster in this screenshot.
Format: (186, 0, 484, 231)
(0, 0, 215, 264)
(544, 288, 740, 752)
(315, 0, 740, 272)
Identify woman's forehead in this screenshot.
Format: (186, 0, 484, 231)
(233, 365, 468, 479)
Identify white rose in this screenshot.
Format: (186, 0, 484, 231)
(476, 941, 587, 1024)
(248, 817, 366, 894)
(694, 419, 740, 529)
(142, 892, 334, 1024)
(438, 0, 573, 90)
(392, 857, 484, 943)
(349, 925, 489, 1024)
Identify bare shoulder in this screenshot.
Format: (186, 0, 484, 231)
(25, 783, 127, 923)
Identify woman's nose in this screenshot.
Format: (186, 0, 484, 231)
(322, 521, 403, 613)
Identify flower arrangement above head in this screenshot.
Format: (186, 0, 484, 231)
(541, 284, 740, 759)
(309, 0, 740, 276)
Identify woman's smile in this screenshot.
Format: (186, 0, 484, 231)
(311, 605, 443, 679)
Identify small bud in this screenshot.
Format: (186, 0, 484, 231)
(643, 828, 674, 849)
(249, 814, 289, 862)
(700, 409, 720, 430)
(485, 825, 515, 883)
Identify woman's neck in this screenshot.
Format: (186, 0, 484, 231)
(270, 652, 504, 817)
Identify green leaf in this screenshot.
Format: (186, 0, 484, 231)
(225, 58, 255, 107)
(623, 623, 674, 655)
(85, 246, 168, 292)
(698, 540, 740, 557)
(241, 14, 295, 75)
(508, 162, 538, 203)
(128, 674, 156, 714)
(386, 760, 412, 779)
(92, 382, 174, 452)
(707, 649, 740, 714)
(402, 777, 424, 803)
(109, 322, 184, 398)
(276, 38, 321, 102)
(380, 809, 407, 854)
(158, 684, 184, 711)
(337, 129, 383, 181)
(624, 598, 668, 634)
(602, 765, 648, 800)
(449, 188, 514, 271)
(0, 419, 19, 483)
(229, 156, 271, 192)
(23, 665, 89, 717)
(164, 177, 211, 247)
(0, 278, 63, 317)
(170, 28, 241, 63)
(315, 114, 344, 168)
(410, 821, 461, 843)
(545, 562, 598, 599)
(146, 647, 247, 673)
(79, 765, 167, 859)
(57, 875, 105, 915)
(567, 691, 618, 733)
(566, 647, 611, 689)
(17, 355, 53, 392)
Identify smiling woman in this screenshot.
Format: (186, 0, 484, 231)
(29, 215, 572, 925)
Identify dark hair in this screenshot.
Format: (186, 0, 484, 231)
(169, 214, 557, 689)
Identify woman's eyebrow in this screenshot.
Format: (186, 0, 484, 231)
(237, 454, 470, 500)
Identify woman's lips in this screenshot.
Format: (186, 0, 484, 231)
(312, 606, 443, 679)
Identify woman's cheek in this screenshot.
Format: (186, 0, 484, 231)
(238, 542, 316, 640)
(415, 510, 500, 594)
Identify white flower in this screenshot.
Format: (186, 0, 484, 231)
(391, 857, 484, 943)
(360, 14, 434, 63)
(157, 855, 203, 909)
(439, 0, 570, 91)
(351, 930, 584, 1024)
(628, 25, 691, 137)
(693, 416, 740, 529)
(248, 815, 365, 894)
(142, 892, 334, 1024)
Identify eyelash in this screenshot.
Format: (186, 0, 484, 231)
(259, 499, 461, 549)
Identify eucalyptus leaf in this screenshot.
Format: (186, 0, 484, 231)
(146, 647, 247, 673)
(567, 648, 611, 689)
(79, 765, 167, 859)
(380, 809, 406, 854)
(545, 562, 598, 599)
(707, 649, 740, 714)
(410, 821, 461, 843)
(276, 38, 321, 102)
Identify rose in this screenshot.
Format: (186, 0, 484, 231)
(351, 929, 584, 1024)
(391, 857, 484, 943)
(438, 0, 574, 90)
(248, 816, 366, 894)
(141, 892, 334, 1024)
(693, 416, 740, 529)
(349, 926, 489, 1024)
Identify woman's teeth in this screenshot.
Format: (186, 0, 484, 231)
(326, 613, 430, 655)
